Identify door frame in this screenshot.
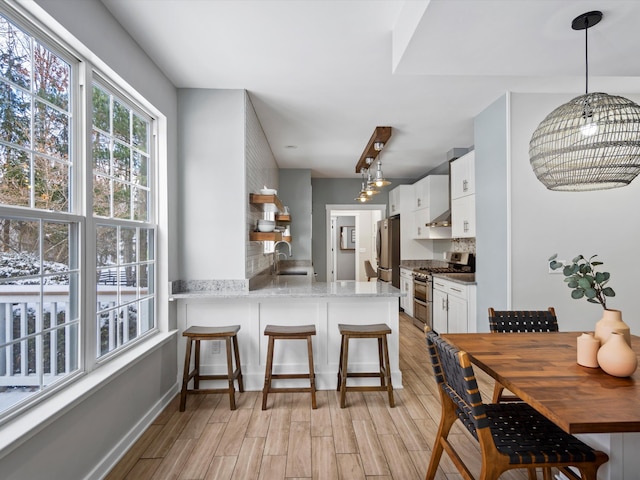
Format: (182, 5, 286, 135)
(325, 204, 386, 282)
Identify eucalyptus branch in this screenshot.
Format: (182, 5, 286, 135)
(549, 254, 615, 310)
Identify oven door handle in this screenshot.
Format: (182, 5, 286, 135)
(414, 298, 428, 307)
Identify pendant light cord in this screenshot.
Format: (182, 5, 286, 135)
(584, 16, 589, 95)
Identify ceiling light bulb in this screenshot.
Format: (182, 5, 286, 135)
(373, 161, 391, 187)
(580, 122, 599, 136)
(374, 142, 384, 152)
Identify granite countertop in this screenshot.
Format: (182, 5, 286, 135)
(170, 279, 404, 300)
(399, 260, 450, 271)
(431, 272, 476, 285)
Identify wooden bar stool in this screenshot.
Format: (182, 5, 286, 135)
(261, 324, 317, 410)
(180, 325, 243, 411)
(337, 323, 394, 408)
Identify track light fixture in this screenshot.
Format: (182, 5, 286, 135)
(354, 126, 392, 174)
(354, 127, 392, 201)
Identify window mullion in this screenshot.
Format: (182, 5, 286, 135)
(81, 64, 97, 371)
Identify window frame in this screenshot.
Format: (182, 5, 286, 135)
(88, 74, 158, 363)
(0, 2, 166, 425)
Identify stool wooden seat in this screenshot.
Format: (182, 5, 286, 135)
(180, 325, 243, 411)
(337, 323, 394, 408)
(262, 324, 317, 410)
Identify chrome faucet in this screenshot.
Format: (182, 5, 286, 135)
(273, 240, 292, 274)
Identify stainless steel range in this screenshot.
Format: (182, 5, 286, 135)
(412, 252, 475, 330)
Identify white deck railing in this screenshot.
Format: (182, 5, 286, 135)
(0, 285, 147, 386)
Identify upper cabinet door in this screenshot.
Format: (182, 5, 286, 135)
(450, 151, 475, 199)
(451, 195, 475, 238)
(413, 177, 428, 209)
(413, 175, 449, 213)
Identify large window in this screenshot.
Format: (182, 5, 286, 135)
(0, 10, 157, 418)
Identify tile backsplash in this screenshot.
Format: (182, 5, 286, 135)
(452, 237, 476, 253)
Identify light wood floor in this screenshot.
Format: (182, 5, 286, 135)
(106, 313, 531, 480)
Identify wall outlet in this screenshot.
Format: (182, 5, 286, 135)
(210, 341, 220, 354)
(549, 260, 565, 274)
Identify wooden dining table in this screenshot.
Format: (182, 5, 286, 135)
(441, 331, 640, 435)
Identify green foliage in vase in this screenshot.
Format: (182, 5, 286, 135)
(549, 254, 615, 309)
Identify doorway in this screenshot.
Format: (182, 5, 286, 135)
(326, 204, 385, 282)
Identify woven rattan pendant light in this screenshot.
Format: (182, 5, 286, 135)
(529, 11, 640, 191)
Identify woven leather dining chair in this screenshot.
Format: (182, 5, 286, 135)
(488, 307, 558, 403)
(364, 260, 377, 281)
(424, 331, 608, 480)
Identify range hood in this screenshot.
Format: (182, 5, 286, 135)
(426, 209, 451, 228)
(425, 147, 469, 229)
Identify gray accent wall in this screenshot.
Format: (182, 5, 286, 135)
(311, 178, 388, 281)
(279, 169, 312, 261)
(310, 177, 427, 281)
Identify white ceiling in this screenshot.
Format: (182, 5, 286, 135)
(100, 0, 640, 180)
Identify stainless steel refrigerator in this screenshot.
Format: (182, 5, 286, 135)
(376, 216, 400, 288)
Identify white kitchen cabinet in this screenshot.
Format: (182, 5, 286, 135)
(412, 175, 449, 239)
(389, 185, 411, 216)
(413, 175, 449, 211)
(451, 195, 476, 238)
(450, 150, 475, 199)
(432, 276, 476, 334)
(432, 287, 448, 333)
(450, 151, 475, 238)
(399, 267, 414, 316)
(412, 208, 431, 239)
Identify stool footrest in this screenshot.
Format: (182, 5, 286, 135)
(185, 388, 236, 395)
(197, 371, 242, 382)
(271, 373, 315, 380)
(345, 372, 387, 378)
(341, 385, 389, 393)
(267, 387, 315, 393)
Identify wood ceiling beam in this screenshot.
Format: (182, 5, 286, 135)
(355, 126, 392, 174)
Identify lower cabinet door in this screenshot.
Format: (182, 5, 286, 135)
(447, 295, 468, 333)
(432, 288, 448, 333)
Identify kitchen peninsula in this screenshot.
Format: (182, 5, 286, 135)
(170, 277, 404, 391)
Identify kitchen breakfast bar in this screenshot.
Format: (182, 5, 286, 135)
(170, 278, 404, 391)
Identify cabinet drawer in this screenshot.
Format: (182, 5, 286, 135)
(433, 279, 469, 300)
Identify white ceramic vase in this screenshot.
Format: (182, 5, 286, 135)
(597, 331, 638, 377)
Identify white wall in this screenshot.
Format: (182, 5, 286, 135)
(177, 89, 279, 281)
(474, 91, 640, 334)
(509, 92, 640, 333)
(178, 89, 246, 280)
